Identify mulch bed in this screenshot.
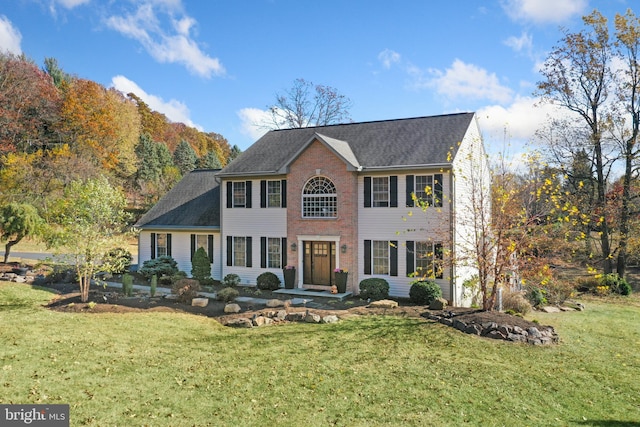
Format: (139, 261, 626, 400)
(33, 280, 551, 336)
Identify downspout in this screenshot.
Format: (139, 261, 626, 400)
(215, 175, 224, 280)
(449, 169, 456, 306)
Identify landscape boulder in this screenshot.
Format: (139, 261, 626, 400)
(429, 297, 448, 310)
(224, 303, 242, 314)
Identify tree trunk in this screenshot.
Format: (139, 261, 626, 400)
(593, 137, 612, 274)
(3, 238, 20, 264)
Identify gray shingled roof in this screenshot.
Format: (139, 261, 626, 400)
(135, 169, 220, 229)
(218, 113, 475, 176)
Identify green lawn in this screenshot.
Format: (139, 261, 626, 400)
(1, 283, 639, 426)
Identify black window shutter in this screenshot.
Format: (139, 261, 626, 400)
(364, 177, 371, 208)
(281, 180, 287, 208)
(166, 234, 172, 256)
(434, 173, 443, 207)
(364, 240, 372, 274)
(226, 236, 233, 266)
(226, 182, 233, 208)
(260, 180, 267, 208)
(260, 237, 267, 268)
(281, 237, 287, 267)
(390, 240, 398, 276)
(190, 234, 196, 260)
(246, 237, 252, 267)
(406, 175, 414, 207)
(390, 176, 398, 207)
(246, 181, 252, 208)
(150, 233, 156, 259)
(208, 235, 214, 263)
(406, 241, 415, 276)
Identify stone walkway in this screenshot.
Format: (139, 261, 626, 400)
(107, 282, 312, 306)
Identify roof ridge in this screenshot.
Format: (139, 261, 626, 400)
(270, 112, 475, 132)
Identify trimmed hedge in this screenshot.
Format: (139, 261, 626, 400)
(257, 272, 281, 290)
(359, 278, 389, 300)
(409, 280, 442, 305)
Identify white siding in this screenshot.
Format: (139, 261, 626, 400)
(221, 177, 287, 285)
(357, 171, 453, 300)
(451, 117, 490, 306)
(138, 229, 221, 279)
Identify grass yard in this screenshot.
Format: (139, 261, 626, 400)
(1, 283, 639, 426)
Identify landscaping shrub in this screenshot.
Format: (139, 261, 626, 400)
(257, 272, 281, 290)
(102, 247, 132, 274)
(200, 277, 217, 288)
(542, 279, 575, 305)
(122, 273, 134, 297)
(216, 287, 239, 302)
(502, 290, 532, 315)
(600, 273, 632, 296)
(526, 286, 547, 307)
(171, 278, 201, 303)
(409, 279, 442, 305)
(223, 273, 241, 287)
(191, 247, 211, 282)
(359, 278, 389, 301)
(139, 256, 179, 280)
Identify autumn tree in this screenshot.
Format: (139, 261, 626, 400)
(58, 78, 140, 176)
(47, 176, 129, 302)
(0, 203, 44, 263)
(611, 9, 640, 276)
(265, 78, 352, 129)
(537, 10, 616, 274)
(0, 53, 61, 153)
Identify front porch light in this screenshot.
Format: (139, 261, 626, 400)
(291, 242, 297, 251)
(341, 244, 347, 253)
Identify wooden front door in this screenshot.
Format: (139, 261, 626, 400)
(303, 241, 336, 286)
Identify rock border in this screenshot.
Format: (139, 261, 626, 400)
(422, 311, 559, 345)
(223, 308, 340, 328)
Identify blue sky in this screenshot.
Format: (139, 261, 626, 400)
(0, 0, 633, 158)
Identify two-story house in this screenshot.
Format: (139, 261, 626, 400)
(136, 112, 489, 306)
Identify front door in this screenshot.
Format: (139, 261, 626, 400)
(303, 241, 336, 286)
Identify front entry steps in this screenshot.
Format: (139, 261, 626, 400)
(273, 288, 352, 301)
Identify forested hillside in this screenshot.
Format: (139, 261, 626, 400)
(0, 53, 237, 216)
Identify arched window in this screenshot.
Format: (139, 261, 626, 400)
(302, 176, 337, 218)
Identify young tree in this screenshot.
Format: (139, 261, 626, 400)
(265, 78, 352, 129)
(0, 203, 44, 263)
(47, 176, 129, 302)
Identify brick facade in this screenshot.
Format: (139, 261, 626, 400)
(286, 139, 358, 292)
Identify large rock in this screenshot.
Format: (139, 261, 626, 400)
(429, 298, 448, 310)
(368, 299, 398, 309)
(224, 303, 242, 314)
(322, 315, 339, 324)
(305, 313, 321, 323)
(266, 299, 285, 308)
(226, 318, 253, 328)
(191, 298, 209, 307)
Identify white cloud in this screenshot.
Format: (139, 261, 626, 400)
(111, 75, 202, 130)
(105, 2, 224, 78)
(55, 0, 90, 8)
(378, 49, 401, 69)
(504, 32, 533, 54)
(237, 108, 270, 141)
(0, 15, 22, 54)
(501, 0, 587, 24)
(425, 59, 513, 104)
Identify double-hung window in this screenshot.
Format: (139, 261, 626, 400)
(226, 236, 252, 267)
(407, 174, 443, 207)
(364, 176, 397, 208)
(364, 239, 398, 276)
(372, 240, 389, 274)
(151, 232, 171, 259)
(233, 182, 246, 207)
(407, 241, 444, 279)
(267, 181, 281, 207)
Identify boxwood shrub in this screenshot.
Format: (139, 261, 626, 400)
(409, 279, 442, 305)
(359, 278, 389, 300)
(223, 273, 241, 287)
(257, 272, 281, 290)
